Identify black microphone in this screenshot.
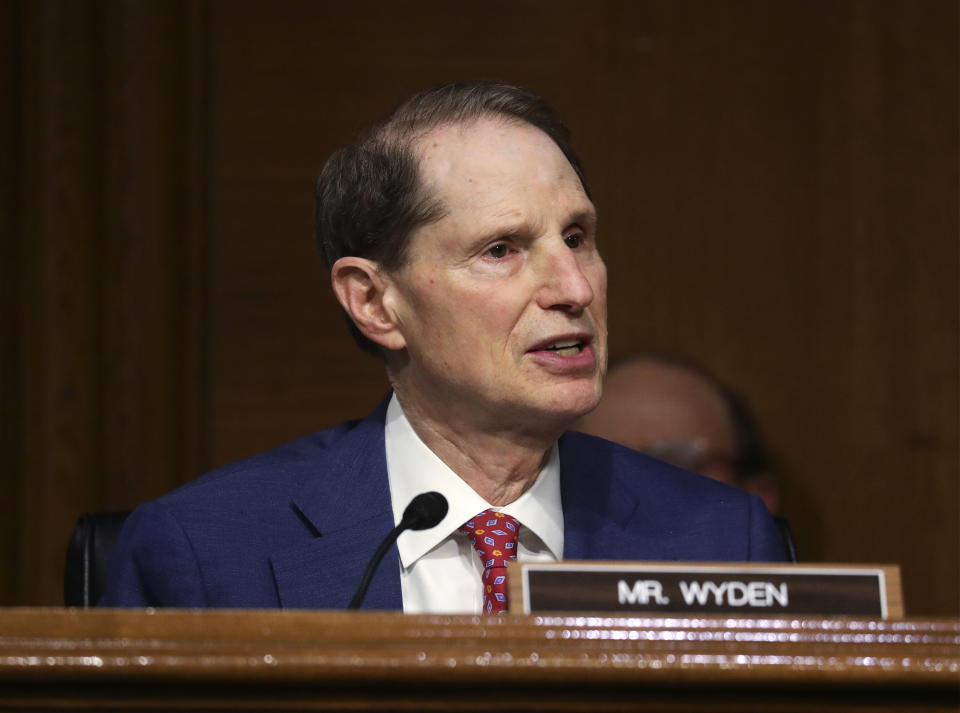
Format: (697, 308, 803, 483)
(347, 491, 449, 609)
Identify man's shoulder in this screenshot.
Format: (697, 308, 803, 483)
(101, 404, 393, 608)
(558, 430, 785, 562)
(155, 398, 390, 517)
(559, 430, 735, 492)
(164, 419, 359, 502)
(558, 429, 759, 520)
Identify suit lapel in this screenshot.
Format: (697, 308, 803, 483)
(269, 397, 403, 610)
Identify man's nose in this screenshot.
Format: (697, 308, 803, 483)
(535, 242, 596, 312)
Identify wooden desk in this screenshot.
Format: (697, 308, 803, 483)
(0, 608, 957, 711)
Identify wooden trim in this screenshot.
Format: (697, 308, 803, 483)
(0, 609, 956, 711)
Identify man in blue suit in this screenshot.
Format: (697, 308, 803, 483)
(102, 82, 785, 612)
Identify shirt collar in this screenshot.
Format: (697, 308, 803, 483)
(384, 394, 564, 568)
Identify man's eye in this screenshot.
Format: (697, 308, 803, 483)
(485, 243, 509, 259)
(564, 233, 582, 249)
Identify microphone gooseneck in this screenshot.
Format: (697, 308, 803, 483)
(347, 492, 449, 609)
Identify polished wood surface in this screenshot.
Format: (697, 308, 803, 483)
(0, 609, 957, 711)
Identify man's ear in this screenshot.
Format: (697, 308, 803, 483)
(330, 257, 406, 351)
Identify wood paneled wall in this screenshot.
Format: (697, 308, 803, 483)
(4, 0, 957, 615)
(5, 0, 208, 605)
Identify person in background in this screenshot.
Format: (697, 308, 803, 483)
(576, 355, 780, 515)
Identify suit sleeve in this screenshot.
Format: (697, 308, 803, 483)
(98, 501, 209, 607)
(747, 494, 789, 562)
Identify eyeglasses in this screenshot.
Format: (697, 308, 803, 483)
(643, 438, 739, 480)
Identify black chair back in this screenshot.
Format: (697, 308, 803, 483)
(64, 511, 130, 607)
(773, 516, 799, 562)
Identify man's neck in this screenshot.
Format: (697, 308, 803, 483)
(393, 392, 560, 507)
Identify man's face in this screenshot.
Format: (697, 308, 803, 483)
(385, 118, 607, 435)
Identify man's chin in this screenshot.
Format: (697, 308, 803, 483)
(517, 385, 603, 431)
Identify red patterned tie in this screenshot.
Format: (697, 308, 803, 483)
(459, 510, 520, 614)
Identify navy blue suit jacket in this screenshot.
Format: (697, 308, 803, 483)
(101, 398, 785, 609)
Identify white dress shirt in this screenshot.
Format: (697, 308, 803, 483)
(384, 394, 563, 614)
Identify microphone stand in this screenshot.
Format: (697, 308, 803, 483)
(347, 491, 448, 609)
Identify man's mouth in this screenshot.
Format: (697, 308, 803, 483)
(542, 340, 584, 356)
(534, 338, 589, 356)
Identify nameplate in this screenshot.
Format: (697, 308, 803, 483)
(509, 562, 903, 618)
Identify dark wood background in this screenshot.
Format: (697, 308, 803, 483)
(3, 0, 957, 616)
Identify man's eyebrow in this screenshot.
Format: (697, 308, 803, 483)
(566, 208, 598, 230)
(465, 203, 598, 246)
(464, 223, 524, 253)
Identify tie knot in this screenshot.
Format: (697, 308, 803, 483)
(459, 509, 520, 569)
